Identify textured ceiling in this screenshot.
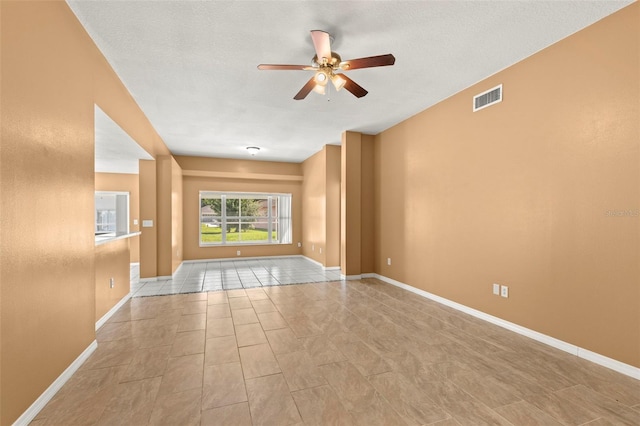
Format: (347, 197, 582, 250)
(95, 106, 153, 174)
(69, 0, 633, 165)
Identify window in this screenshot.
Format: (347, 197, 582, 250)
(200, 191, 292, 246)
(95, 192, 129, 234)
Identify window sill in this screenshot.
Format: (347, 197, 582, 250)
(199, 242, 291, 248)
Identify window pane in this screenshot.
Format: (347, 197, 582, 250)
(249, 216, 269, 233)
(226, 198, 240, 218)
(241, 225, 269, 243)
(201, 196, 222, 244)
(199, 191, 291, 246)
(226, 222, 240, 241)
(241, 198, 267, 217)
(96, 210, 116, 232)
(201, 222, 222, 243)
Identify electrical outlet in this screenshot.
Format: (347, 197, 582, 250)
(109, 278, 115, 289)
(493, 283, 500, 295)
(236, 250, 241, 256)
(500, 285, 509, 298)
(297, 242, 301, 248)
(387, 258, 391, 266)
(319, 247, 322, 254)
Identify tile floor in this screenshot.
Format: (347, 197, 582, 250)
(131, 257, 343, 297)
(33, 278, 639, 425)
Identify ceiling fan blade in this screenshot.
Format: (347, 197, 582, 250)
(294, 77, 317, 100)
(340, 54, 396, 70)
(340, 74, 368, 98)
(310, 30, 331, 63)
(257, 64, 314, 71)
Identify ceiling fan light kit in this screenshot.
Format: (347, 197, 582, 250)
(258, 30, 395, 100)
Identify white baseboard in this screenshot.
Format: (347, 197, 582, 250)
(369, 273, 640, 380)
(172, 262, 185, 276)
(13, 340, 98, 426)
(95, 292, 131, 331)
(301, 256, 341, 271)
(181, 255, 339, 271)
(183, 254, 301, 264)
(301, 256, 323, 268)
(340, 274, 362, 281)
(577, 347, 640, 380)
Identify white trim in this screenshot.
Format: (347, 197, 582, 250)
(301, 256, 341, 271)
(136, 264, 184, 282)
(172, 262, 185, 276)
(370, 273, 640, 380)
(340, 274, 362, 281)
(12, 340, 98, 426)
(578, 347, 640, 380)
(95, 231, 141, 247)
(324, 266, 341, 271)
(183, 255, 303, 264)
(95, 292, 131, 331)
(129, 262, 140, 267)
(301, 256, 324, 268)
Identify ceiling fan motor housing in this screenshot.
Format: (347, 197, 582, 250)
(312, 52, 342, 68)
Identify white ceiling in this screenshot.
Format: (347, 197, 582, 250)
(95, 105, 153, 174)
(70, 0, 633, 165)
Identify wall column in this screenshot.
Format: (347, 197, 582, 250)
(156, 156, 172, 277)
(325, 145, 341, 268)
(156, 155, 183, 277)
(340, 131, 362, 277)
(139, 159, 157, 278)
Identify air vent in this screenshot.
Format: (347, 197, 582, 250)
(473, 84, 502, 112)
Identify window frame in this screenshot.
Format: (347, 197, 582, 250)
(199, 191, 291, 247)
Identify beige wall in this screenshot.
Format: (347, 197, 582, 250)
(175, 156, 303, 260)
(374, 4, 639, 367)
(302, 148, 327, 265)
(325, 145, 341, 268)
(360, 136, 375, 273)
(301, 145, 341, 267)
(0, 2, 171, 423)
(171, 157, 184, 273)
(95, 239, 131, 322)
(139, 160, 158, 278)
(156, 156, 183, 276)
(156, 156, 172, 276)
(95, 172, 140, 263)
(341, 132, 362, 276)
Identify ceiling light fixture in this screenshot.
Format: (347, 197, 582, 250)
(314, 70, 329, 85)
(331, 74, 346, 91)
(313, 84, 326, 95)
(246, 146, 260, 156)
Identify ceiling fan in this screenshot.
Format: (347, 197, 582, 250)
(257, 30, 395, 100)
